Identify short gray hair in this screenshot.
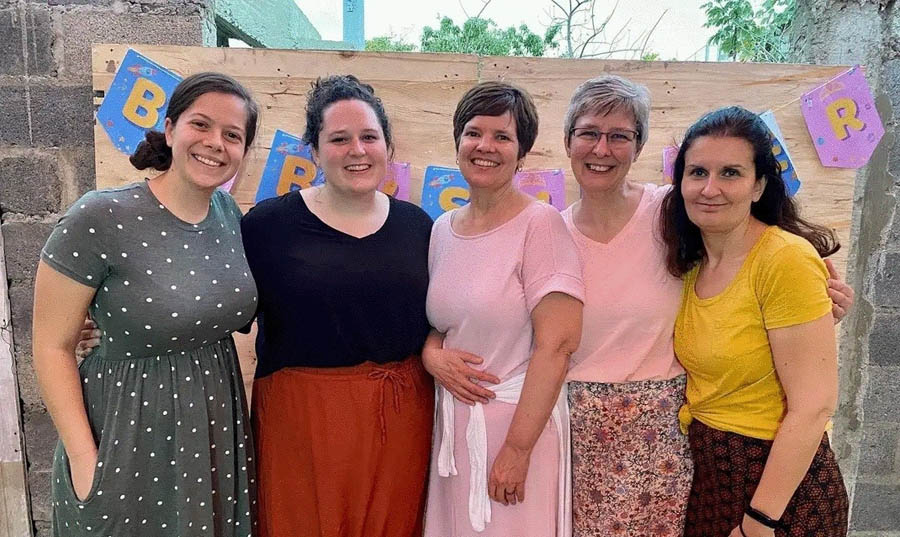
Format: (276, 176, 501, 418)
(564, 75, 651, 153)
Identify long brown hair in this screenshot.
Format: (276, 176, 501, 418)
(659, 106, 839, 277)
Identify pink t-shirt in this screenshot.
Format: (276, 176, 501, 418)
(563, 183, 685, 383)
(427, 201, 585, 381)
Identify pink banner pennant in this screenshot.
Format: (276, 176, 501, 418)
(801, 65, 884, 168)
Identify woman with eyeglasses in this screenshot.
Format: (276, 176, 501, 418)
(558, 75, 693, 537)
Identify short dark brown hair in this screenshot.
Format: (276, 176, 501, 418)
(452, 81, 539, 159)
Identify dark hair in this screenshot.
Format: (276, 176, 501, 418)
(302, 75, 393, 157)
(660, 106, 839, 277)
(130, 72, 259, 171)
(453, 81, 539, 160)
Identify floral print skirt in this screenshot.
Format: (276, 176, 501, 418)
(568, 375, 692, 537)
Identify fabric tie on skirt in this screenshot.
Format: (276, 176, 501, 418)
(368, 367, 409, 444)
(436, 373, 572, 536)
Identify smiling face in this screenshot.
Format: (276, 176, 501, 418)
(681, 135, 766, 234)
(456, 111, 522, 190)
(565, 108, 639, 194)
(164, 91, 249, 191)
(312, 98, 388, 196)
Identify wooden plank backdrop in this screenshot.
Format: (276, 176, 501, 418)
(91, 44, 855, 273)
(91, 45, 858, 390)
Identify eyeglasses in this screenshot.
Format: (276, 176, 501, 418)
(569, 127, 639, 147)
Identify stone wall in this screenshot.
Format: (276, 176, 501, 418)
(0, 1, 211, 534)
(790, 0, 900, 535)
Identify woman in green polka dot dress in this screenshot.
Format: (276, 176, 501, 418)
(33, 72, 260, 537)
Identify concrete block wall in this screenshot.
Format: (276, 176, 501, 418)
(790, 1, 900, 535)
(0, 1, 210, 534)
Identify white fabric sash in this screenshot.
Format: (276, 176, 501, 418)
(436, 373, 571, 536)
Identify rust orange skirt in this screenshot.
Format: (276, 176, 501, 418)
(251, 355, 434, 537)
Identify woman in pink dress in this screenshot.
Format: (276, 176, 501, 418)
(423, 81, 585, 537)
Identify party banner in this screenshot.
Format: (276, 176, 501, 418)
(759, 111, 802, 196)
(514, 169, 566, 210)
(96, 48, 182, 155)
(662, 145, 679, 184)
(421, 167, 569, 220)
(379, 162, 411, 201)
(421, 166, 469, 220)
(255, 129, 323, 203)
(801, 65, 884, 168)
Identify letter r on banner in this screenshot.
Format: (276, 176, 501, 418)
(826, 98, 866, 140)
(122, 77, 167, 129)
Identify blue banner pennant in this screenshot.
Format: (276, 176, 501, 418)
(96, 49, 182, 155)
(759, 110, 801, 196)
(421, 166, 470, 220)
(255, 129, 324, 203)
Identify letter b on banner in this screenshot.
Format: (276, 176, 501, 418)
(97, 49, 182, 155)
(123, 78, 167, 129)
(278, 155, 319, 195)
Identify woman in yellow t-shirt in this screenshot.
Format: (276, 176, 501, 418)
(659, 106, 848, 537)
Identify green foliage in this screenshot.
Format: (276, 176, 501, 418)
(365, 36, 417, 52)
(420, 16, 560, 57)
(641, 51, 660, 61)
(701, 0, 796, 62)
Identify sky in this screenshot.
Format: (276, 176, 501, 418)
(296, 0, 721, 61)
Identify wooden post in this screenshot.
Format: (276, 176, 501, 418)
(343, 0, 365, 50)
(0, 226, 31, 537)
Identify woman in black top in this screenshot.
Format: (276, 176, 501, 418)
(240, 75, 435, 537)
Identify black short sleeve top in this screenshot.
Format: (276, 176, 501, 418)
(241, 191, 433, 377)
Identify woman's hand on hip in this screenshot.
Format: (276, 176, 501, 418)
(68, 447, 98, 501)
(74, 317, 100, 359)
(825, 259, 854, 324)
(488, 442, 530, 506)
(422, 347, 499, 405)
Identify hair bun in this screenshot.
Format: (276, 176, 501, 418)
(129, 130, 172, 171)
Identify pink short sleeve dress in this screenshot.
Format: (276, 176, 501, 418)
(424, 201, 584, 537)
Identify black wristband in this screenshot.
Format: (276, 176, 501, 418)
(746, 506, 784, 529)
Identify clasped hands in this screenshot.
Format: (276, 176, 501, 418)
(422, 346, 530, 505)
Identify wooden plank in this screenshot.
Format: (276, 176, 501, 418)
(0, 226, 31, 537)
(90, 45, 855, 277)
(0, 463, 30, 537)
(479, 57, 854, 273)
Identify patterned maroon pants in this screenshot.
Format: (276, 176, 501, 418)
(684, 420, 849, 537)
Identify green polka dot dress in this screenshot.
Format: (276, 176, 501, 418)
(41, 181, 258, 537)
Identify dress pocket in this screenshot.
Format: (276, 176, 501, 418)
(58, 425, 111, 506)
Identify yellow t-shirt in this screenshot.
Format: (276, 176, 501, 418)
(675, 226, 832, 440)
